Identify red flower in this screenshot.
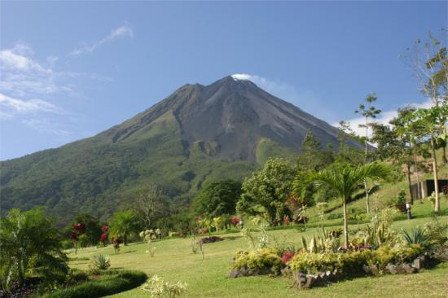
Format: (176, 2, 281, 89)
(230, 216, 240, 226)
(100, 233, 108, 242)
(101, 225, 109, 232)
(281, 251, 295, 264)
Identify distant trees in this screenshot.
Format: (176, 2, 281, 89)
(0, 208, 68, 293)
(193, 179, 242, 218)
(237, 158, 295, 225)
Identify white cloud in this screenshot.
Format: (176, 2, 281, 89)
(335, 99, 434, 137)
(0, 93, 61, 117)
(69, 24, 133, 56)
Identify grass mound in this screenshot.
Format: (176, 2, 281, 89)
(44, 270, 147, 298)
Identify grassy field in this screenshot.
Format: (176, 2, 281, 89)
(68, 214, 448, 298)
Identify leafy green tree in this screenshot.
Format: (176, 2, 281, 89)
(355, 93, 382, 213)
(237, 158, 295, 225)
(410, 106, 448, 212)
(371, 107, 417, 202)
(0, 208, 68, 292)
(193, 179, 241, 218)
(301, 163, 391, 248)
(109, 210, 141, 245)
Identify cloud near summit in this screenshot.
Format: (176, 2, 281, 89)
(69, 24, 134, 56)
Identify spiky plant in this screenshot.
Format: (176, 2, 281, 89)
(402, 227, 429, 246)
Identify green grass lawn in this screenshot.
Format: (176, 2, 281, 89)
(68, 215, 448, 297)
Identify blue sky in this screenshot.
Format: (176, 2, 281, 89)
(0, 1, 446, 160)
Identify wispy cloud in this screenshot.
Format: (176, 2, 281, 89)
(70, 24, 133, 56)
(334, 99, 434, 137)
(0, 93, 61, 118)
(0, 42, 109, 136)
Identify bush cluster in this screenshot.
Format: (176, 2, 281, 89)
(232, 248, 283, 274)
(288, 244, 423, 276)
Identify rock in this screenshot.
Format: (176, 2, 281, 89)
(293, 272, 307, 288)
(239, 267, 248, 276)
(398, 263, 417, 274)
(229, 269, 239, 278)
(386, 263, 397, 274)
(304, 275, 317, 288)
(370, 264, 380, 276)
(412, 257, 424, 270)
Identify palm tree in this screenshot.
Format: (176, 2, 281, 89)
(306, 162, 391, 248)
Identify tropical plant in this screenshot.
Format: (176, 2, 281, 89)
(88, 254, 111, 274)
(0, 208, 68, 293)
(299, 162, 391, 248)
(402, 228, 429, 247)
(109, 210, 141, 245)
(141, 275, 187, 297)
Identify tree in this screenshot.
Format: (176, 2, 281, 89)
(193, 180, 241, 218)
(403, 32, 448, 163)
(237, 158, 295, 225)
(301, 163, 391, 248)
(355, 93, 382, 214)
(0, 208, 68, 292)
(133, 185, 169, 229)
(371, 107, 417, 203)
(295, 132, 336, 206)
(71, 213, 102, 246)
(297, 131, 334, 172)
(410, 106, 448, 212)
(109, 210, 141, 245)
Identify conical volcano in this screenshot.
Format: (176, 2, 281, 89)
(0, 75, 352, 222)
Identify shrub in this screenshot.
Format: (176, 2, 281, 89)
(289, 251, 342, 274)
(371, 244, 423, 269)
(424, 218, 448, 246)
(232, 248, 283, 274)
(44, 270, 147, 298)
(141, 275, 187, 297)
(88, 255, 110, 274)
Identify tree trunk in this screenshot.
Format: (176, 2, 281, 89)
(342, 198, 349, 249)
(443, 143, 448, 165)
(411, 140, 422, 201)
(364, 180, 370, 213)
(364, 118, 370, 213)
(406, 163, 414, 204)
(431, 137, 440, 212)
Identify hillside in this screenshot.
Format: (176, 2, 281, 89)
(0, 75, 354, 223)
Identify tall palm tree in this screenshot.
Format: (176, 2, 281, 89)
(306, 162, 391, 248)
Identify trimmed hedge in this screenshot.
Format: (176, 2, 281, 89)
(44, 270, 147, 298)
